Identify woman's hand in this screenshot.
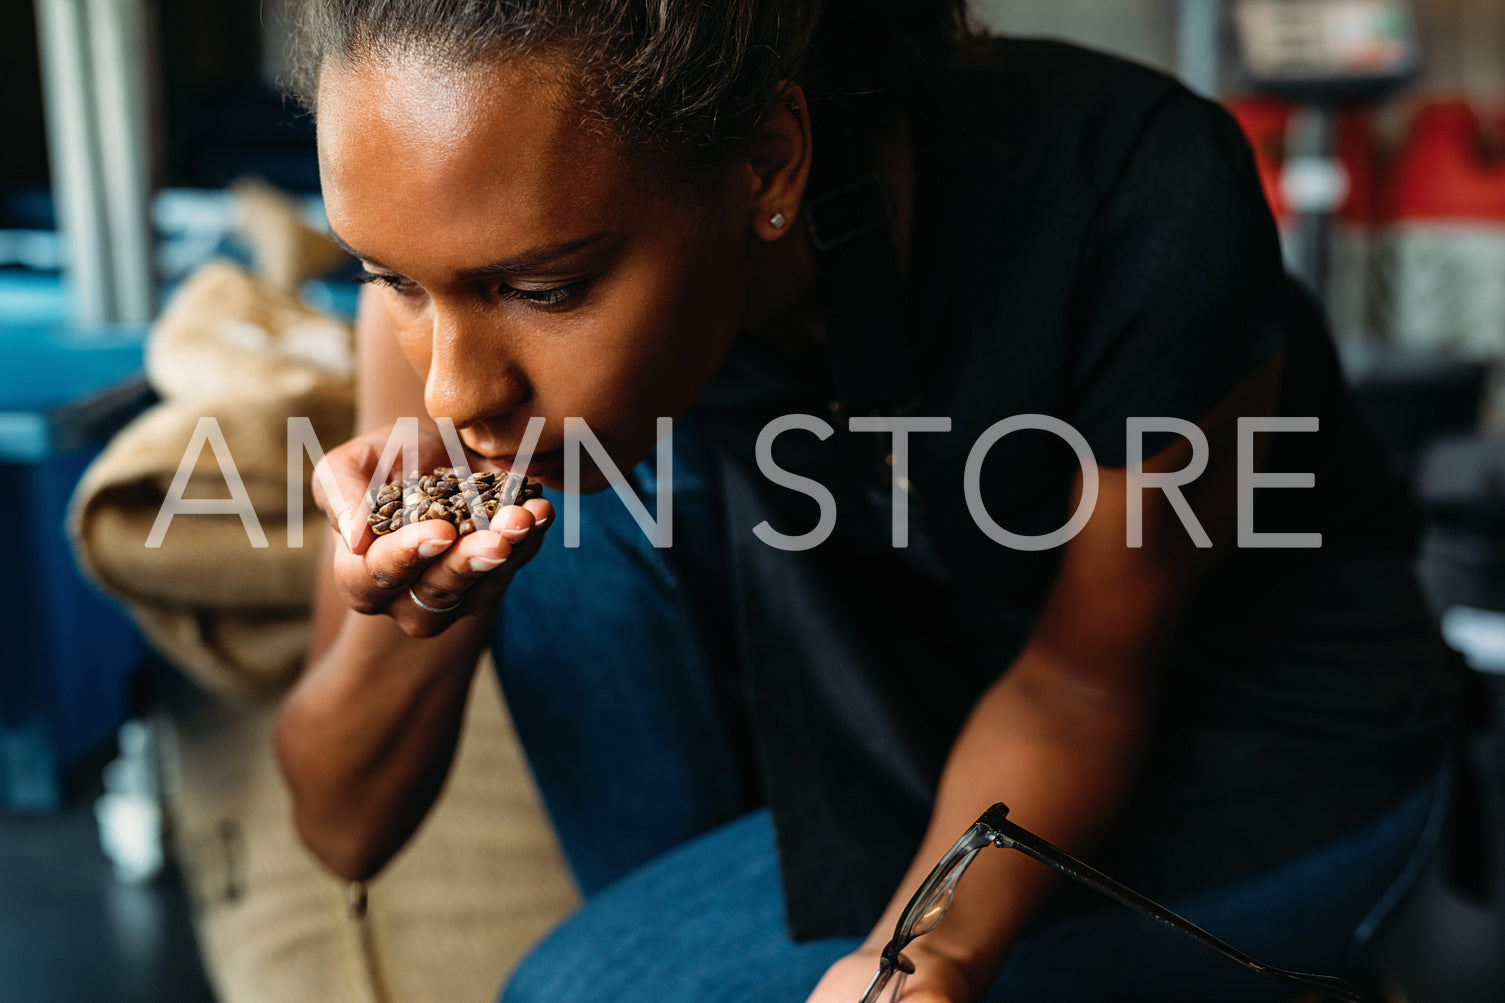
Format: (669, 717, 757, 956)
(312, 423, 552, 636)
(806, 943, 976, 1003)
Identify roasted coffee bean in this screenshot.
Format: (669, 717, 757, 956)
(493, 473, 517, 503)
(366, 465, 541, 536)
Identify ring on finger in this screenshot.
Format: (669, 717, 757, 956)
(409, 586, 462, 615)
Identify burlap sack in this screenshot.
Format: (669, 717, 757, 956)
(169, 661, 578, 1003)
(146, 260, 356, 404)
(69, 263, 354, 696)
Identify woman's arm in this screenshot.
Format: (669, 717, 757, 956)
(275, 287, 551, 880)
(810, 353, 1281, 1003)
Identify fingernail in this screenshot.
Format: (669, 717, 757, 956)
(469, 556, 506, 573)
(418, 539, 453, 558)
(500, 526, 531, 542)
(534, 515, 551, 529)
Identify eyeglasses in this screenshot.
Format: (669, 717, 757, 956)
(859, 803, 1364, 1003)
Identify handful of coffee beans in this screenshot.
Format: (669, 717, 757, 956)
(366, 466, 542, 537)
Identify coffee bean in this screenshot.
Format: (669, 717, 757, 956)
(364, 466, 539, 536)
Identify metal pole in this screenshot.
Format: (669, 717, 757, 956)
(34, 0, 115, 325)
(88, 0, 156, 323)
(1177, 0, 1224, 98)
(1286, 104, 1339, 306)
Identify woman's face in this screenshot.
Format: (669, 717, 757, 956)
(317, 55, 761, 490)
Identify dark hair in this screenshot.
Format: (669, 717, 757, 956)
(287, 1, 970, 159)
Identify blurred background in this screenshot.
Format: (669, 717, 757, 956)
(4, 1, 1505, 1001)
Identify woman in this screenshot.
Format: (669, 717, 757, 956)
(275, 2, 1464, 1000)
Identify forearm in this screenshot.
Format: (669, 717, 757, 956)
(275, 564, 499, 879)
(864, 649, 1154, 996)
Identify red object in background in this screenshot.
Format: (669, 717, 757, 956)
(1227, 96, 1292, 220)
(1225, 96, 1379, 226)
(1387, 99, 1505, 224)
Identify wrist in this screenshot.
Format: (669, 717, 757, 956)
(915, 928, 1010, 998)
(858, 922, 1009, 1001)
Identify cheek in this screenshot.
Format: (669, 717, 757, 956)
(527, 271, 744, 472)
(393, 314, 434, 373)
(612, 249, 746, 404)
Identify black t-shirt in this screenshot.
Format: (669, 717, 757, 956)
(685, 37, 1465, 940)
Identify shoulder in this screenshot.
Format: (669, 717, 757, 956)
(936, 36, 1261, 225)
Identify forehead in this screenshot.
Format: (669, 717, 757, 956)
(316, 54, 649, 269)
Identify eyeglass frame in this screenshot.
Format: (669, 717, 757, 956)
(857, 802, 1364, 1003)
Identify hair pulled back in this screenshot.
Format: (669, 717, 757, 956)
(288, 0, 970, 159)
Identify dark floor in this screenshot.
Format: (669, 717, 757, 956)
(0, 798, 215, 1003)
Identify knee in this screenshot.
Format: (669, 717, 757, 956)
(498, 932, 588, 1003)
(499, 912, 648, 1003)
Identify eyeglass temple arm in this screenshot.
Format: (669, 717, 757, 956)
(975, 805, 1363, 1002)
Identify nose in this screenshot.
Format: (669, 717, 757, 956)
(422, 303, 529, 445)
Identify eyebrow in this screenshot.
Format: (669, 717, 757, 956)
(328, 230, 611, 279)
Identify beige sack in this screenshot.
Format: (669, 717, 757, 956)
(68, 262, 354, 696)
(169, 660, 578, 1003)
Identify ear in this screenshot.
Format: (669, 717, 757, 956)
(745, 82, 812, 242)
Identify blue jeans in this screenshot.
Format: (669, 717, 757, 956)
(495, 447, 1447, 1001)
(500, 786, 1441, 1003)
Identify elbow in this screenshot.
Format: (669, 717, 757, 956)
(290, 806, 388, 883)
(274, 698, 387, 882)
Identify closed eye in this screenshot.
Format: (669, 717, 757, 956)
(353, 271, 419, 294)
(354, 271, 591, 312)
(499, 280, 591, 311)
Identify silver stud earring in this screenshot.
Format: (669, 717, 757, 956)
(769, 211, 788, 230)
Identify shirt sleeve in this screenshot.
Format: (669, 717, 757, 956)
(1067, 86, 1291, 468)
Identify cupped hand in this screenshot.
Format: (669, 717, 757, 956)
(806, 943, 975, 1003)
(312, 424, 553, 635)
